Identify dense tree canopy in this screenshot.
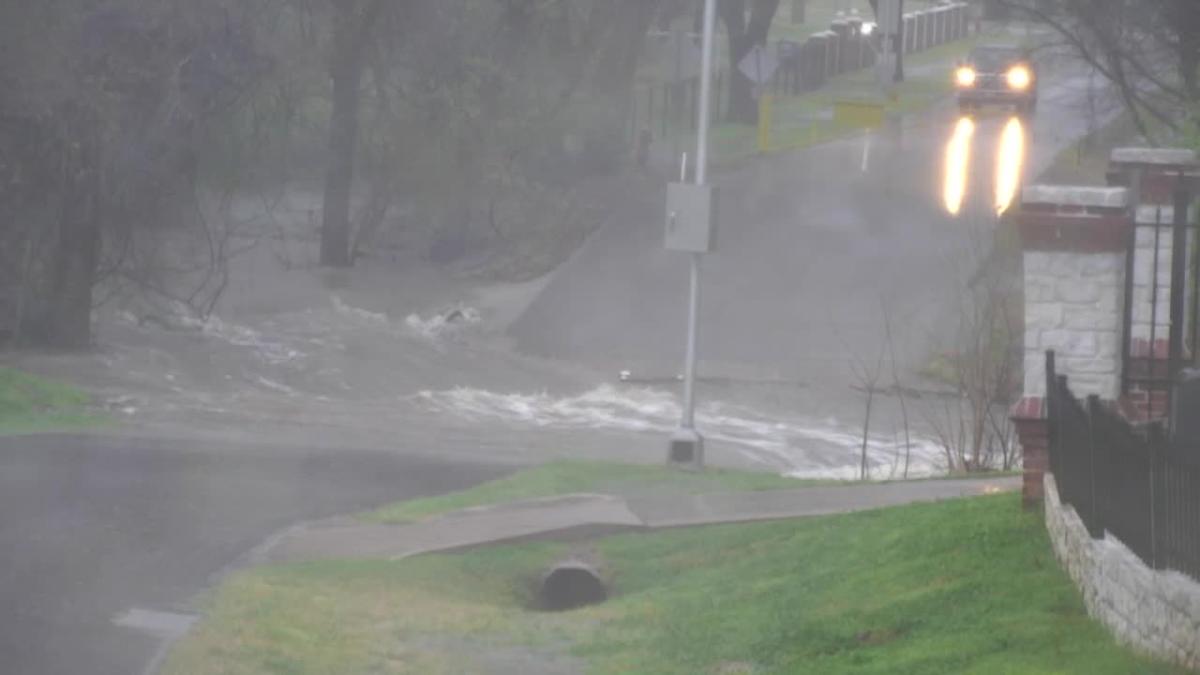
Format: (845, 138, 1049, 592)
(1, 0, 662, 347)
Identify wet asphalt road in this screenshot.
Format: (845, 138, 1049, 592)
(0, 434, 508, 675)
(511, 50, 1123, 429)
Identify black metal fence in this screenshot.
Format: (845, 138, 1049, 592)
(1047, 351, 1200, 582)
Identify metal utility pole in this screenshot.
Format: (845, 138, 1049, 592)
(664, 0, 718, 469)
(695, 0, 715, 186)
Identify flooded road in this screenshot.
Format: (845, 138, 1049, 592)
(16, 50, 1123, 482)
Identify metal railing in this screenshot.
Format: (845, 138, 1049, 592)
(1047, 350, 1200, 582)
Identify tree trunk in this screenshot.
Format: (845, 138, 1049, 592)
(585, 0, 660, 170)
(47, 125, 101, 349)
(590, 0, 659, 98)
(721, 0, 781, 125)
(320, 1, 379, 267)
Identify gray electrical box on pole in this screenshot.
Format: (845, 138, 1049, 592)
(665, 183, 717, 253)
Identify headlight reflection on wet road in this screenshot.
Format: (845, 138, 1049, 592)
(942, 115, 1027, 217)
(994, 116, 1026, 216)
(943, 116, 975, 216)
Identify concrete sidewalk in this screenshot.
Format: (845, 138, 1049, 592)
(260, 476, 1020, 565)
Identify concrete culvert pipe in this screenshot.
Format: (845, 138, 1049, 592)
(538, 560, 608, 611)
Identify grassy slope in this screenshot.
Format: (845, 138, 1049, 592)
(364, 460, 828, 524)
(164, 494, 1187, 675)
(0, 366, 103, 434)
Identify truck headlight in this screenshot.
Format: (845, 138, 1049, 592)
(955, 67, 977, 88)
(1007, 65, 1032, 90)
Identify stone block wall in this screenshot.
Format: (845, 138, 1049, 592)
(1023, 251, 1124, 399)
(1044, 473, 1200, 670)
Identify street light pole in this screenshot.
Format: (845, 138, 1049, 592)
(668, 0, 717, 467)
(696, 0, 716, 186)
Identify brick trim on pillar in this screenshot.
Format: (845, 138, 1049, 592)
(1107, 147, 1200, 205)
(1011, 396, 1048, 507)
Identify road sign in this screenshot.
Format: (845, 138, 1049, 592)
(738, 44, 779, 87)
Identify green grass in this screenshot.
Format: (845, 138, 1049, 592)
(0, 366, 104, 434)
(364, 460, 826, 524)
(163, 494, 1188, 675)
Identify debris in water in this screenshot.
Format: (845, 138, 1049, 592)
(404, 305, 481, 339)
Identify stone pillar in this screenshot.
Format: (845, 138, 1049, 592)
(1019, 185, 1132, 401)
(1011, 397, 1048, 507)
(830, 19, 849, 72)
(952, 3, 967, 40)
(863, 31, 878, 68)
(903, 13, 916, 54)
(1109, 147, 1199, 204)
(815, 35, 831, 87)
(918, 11, 933, 51)
(846, 17, 864, 71)
(1013, 185, 1133, 505)
(807, 33, 828, 85)
(1107, 147, 1200, 421)
(829, 21, 848, 74)
(814, 30, 838, 79)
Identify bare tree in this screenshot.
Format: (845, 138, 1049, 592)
(924, 214, 1022, 473)
(881, 300, 914, 478)
(1001, 0, 1200, 140)
(0, 2, 268, 347)
(320, 0, 386, 267)
(849, 342, 887, 480)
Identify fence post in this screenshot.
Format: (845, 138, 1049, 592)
(1167, 179, 1191, 421)
(1046, 350, 1057, 474)
(1087, 395, 1105, 539)
(1148, 421, 1167, 569)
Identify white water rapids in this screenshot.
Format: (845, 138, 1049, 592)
(415, 384, 947, 480)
